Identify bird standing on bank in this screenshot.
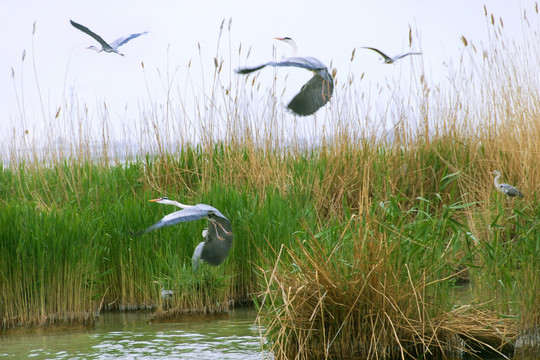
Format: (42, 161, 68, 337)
(70, 20, 147, 56)
(362, 47, 422, 64)
(236, 36, 333, 116)
(491, 170, 524, 198)
(133, 197, 233, 270)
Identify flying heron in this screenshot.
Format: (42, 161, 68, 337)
(236, 36, 334, 116)
(133, 197, 233, 270)
(362, 47, 422, 64)
(70, 20, 147, 56)
(491, 170, 524, 198)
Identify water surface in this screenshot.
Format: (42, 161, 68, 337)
(0, 308, 267, 359)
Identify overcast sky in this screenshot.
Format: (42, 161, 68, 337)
(0, 0, 535, 153)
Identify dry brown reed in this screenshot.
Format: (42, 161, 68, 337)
(257, 218, 522, 360)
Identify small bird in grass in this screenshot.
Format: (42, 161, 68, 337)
(160, 288, 174, 299)
(491, 170, 524, 198)
(132, 197, 233, 270)
(362, 47, 422, 64)
(236, 36, 333, 116)
(70, 20, 147, 56)
(153, 281, 174, 300)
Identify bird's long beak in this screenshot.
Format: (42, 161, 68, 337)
(274, 37, 286, 41)
(149, 198, 161, 202)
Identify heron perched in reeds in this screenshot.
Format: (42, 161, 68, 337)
(153, 281, 174, 299)
(160, 288, 173, 299)
(236, 36, 333, 116)
(70, 20, 147, 56)
(362, 47, 422, 64)
(133, 197, 233, 270)
(491, 170, 524, 198)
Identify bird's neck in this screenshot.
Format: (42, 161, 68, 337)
(172, 200, 189, 208)
(493, 174, 501, 187)
(289, 41, 298, 56)
(160, 199, 189, 208)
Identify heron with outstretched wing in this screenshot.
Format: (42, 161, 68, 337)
(133, 197, 233, 270)
(236, 37, 333, 116)
(70, 20, 147, 56)
(362, 47, 422, 64)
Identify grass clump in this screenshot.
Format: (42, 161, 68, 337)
(257, 194, 502, 359)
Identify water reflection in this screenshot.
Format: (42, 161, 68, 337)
(0, 308, 268, 359)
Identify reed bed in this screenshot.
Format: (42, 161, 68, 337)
(257, 195, 530, 359)
(1, 6, 539, 359)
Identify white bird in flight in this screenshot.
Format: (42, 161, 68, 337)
(491, 170, 524, 198)
(133, 197, 233, 270)
(70, 20, 147, 56)
(236, 37, 333, 116)
(362, 47, 422, 64)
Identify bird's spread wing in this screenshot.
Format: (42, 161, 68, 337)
(269, 57, 327, 71)
(131, 207, 209, 236)
(236, 56, 328, 74)
(235, 64, 268, 74)
(394, 52, 422, 60)
(109, 32, 148, 49)
(363, 47, 391, 62)
(287, 72, 334, 116)
(70, 20, 112, 50)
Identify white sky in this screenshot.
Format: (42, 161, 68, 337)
(0, 0, 535, 156)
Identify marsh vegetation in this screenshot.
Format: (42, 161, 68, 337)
(1, 8, 539, 360)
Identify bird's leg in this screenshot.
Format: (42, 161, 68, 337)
(210, 220, 233, 241)
(217, 222, 233, 236)
(321, 79, 332, 101)
(210, 222, 225, 241)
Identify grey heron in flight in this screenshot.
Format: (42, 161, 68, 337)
(491, 170, 524, 198)
(133, 197, 233, 270)
(70, 20, 147, 56)
(362, 47, 422, 64)
(236, 37, 333, 116)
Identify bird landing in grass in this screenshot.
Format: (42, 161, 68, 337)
(491, 170, 523, 198)
(132, 197, 233, 270)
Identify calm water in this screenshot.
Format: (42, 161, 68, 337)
(0, 309, 268, 360)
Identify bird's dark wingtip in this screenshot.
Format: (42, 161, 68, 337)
(286, 105, 312, 117)
(129, 230, 147, 237)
